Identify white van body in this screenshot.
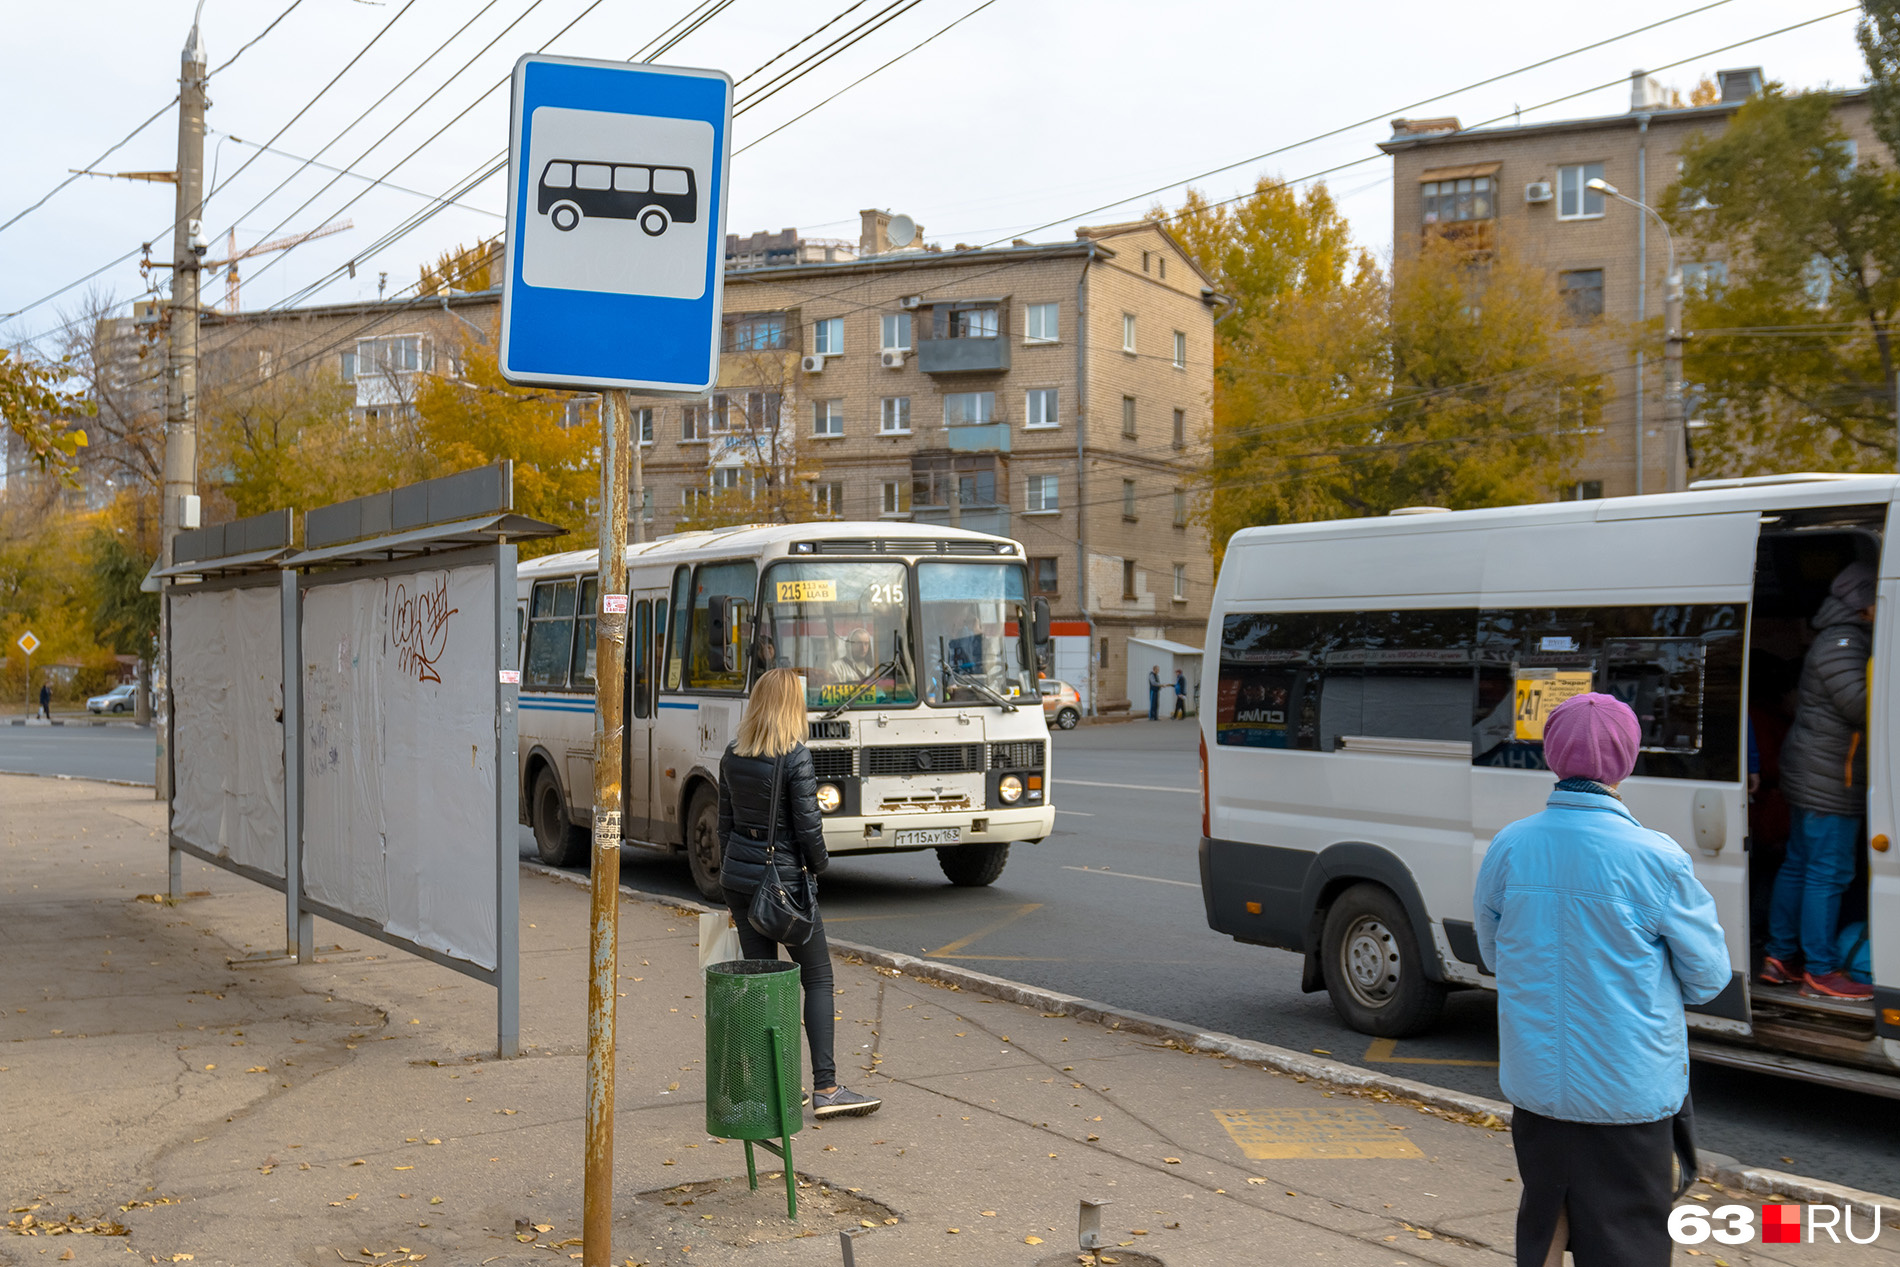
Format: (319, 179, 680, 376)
(1200, 476, 1900, 1086)
(516, 521, 1054, 898)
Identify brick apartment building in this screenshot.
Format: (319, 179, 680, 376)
(1379, 66, 1882, 497)
(196, 210, 1221, 712)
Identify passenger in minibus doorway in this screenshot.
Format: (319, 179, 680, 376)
(1475, 692, 1730, 1267)
(1760, 561, 1877, 1002)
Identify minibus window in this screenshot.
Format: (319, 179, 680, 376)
(570, 578, 599, 687)
(524, 578, 578, 689)
(687, 560, 757, 692)
(665, 567, 691, 691)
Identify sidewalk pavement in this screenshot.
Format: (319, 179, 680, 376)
(3, 772, 1896, 1267)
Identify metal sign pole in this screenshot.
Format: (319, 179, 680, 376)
(282, 567, 311, 960)
(585, 390, 632, 1264)
(496, 542, 521, 1059)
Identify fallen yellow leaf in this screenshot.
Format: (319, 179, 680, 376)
(979, 1211, 996, 1217)
(394, 1166, 414, 1171)
(1162, 1157, 1181, 1164)
(1024, 1236, 1042, 1245)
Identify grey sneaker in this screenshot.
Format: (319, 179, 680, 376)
(811, 1086, 882, 1119)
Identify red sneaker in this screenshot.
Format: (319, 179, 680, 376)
(1801, 971, 1873, 1001)
(1757, 955, 1798, 986)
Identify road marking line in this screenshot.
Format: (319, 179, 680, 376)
(1362, 1037, 1499, 1067)
(925, 902, 1042, 958)
(1061, 865, 1198, 889)
(1054, 809, 1095, 817)
(1059, 778, 1197, 795)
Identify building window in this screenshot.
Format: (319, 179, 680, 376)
(1122, 313, 1137, 353)
(1173, 564, 1186, 602)
(1122, 479, 1137, 519)
(1121, 396, 1137, 438)
(1025, 387, 1058, 429)
(1421, 176, 1495, 225)
(1557, 163, 1606, 220)
(881, 313, 912, 351)
(1563, 480, 1605, 501)
(912, 453, 999, 508)
(880, 479, 908, 516)
(813, 316, 843, 356)
(939, 305, 999, 338)
(943, 391, 995, 426)
(1172, 407, 1186, 450)
(880, 396, 911, 434)
(1029, 556, 1058, 596)
(1559, 269, 1605, 326)
(339, 351, 356, 382)
(1172, 330, 1186, 369)
(563, 397, 598, 431)
(636, 407, 654, 445)
(1159, 257, 1167, 279)
(706, 394, 732, 434)
(639, 486, 653, 519)
(1099, 637, 1109, 668)
(681, 486, 707, 510)
(1173, 487, 1187, 527)
(1025, 473, 1059, 513)
(1025, 302, 1058, 343)
(1121, 559, 1137, 600)
(812, 399, 844, 437)
(356, 333, 431, 375)
(812, 480, 843, 518)
(724, 313, 788, 351)
(1142, 250, 1151, 273)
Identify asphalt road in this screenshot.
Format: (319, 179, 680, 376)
(14, 718, 1900, 1195)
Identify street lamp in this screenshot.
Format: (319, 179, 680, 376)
(1587, 177, 1687, 492)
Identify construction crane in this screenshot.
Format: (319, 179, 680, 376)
(205, 221, 352, 312)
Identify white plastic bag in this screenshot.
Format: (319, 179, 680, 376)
(698, 910, 743, 971)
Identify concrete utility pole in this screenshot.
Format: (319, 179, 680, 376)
(155, 13, 208, 802)
(1662, 270, 1686, 492)
(584, 390, 633, 1265)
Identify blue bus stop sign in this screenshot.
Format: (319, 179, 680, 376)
(501, 54, 732, 392)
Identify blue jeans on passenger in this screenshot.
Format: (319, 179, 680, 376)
(1765, 806, 1861, 976)
(1148, 687, 1159, 720)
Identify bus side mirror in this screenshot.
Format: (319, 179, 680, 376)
(1032, 596, 1052, 646)
(707, 595, 739, 673)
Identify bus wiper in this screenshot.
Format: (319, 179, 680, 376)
(939, 636, 1018, 712)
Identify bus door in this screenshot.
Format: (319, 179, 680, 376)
(625, 591, 667, 842)
(1473, 509, 1760, 1031)
(1873, 503, 1900, 1046)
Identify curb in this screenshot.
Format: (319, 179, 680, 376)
(519, 861, 1898, 1221)
(0, 768, 156, 789)
(5, 717, 147, 727)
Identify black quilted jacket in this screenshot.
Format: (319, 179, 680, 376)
(1779, 594, 1871, 816)
(716, 742, 828, 894)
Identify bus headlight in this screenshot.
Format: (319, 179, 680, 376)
(816, 783, 842, 813)
(998, 775, 1023, 804)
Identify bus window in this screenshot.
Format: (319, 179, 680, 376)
(542, 162, 573, 188)
(516, 606, 525, 669)
(758, 560, 916, 709)
(664, 567, 691, 691)
(576, 163, 611, 190)
(654, 168, 690, 196)
(654, 597, 669, 696)
(524, 579, 578, 689)
(633, 600, 652, 718)
(570, 578, 599, 687)
(613, 166, 649, 193)
(688, 560, 756, 691)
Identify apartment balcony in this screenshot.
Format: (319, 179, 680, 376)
(945, 422, 1010, 453)
(915, 335, 1010, 375)
(912, 504, 1011, 537)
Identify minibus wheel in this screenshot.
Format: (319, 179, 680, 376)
(685, 787, 725, 900)
(938, 842, 1009, 886)
(532, 769, 585, 868)
(1320, 882, 1446, 1037)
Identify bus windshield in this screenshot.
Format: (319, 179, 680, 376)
(757, 561, 917, 710)
(918, 561, 1032, 706)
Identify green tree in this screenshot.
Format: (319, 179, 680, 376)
(1, 347, 91, 482)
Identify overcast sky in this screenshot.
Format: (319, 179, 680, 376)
(1, 0, 1870, 347)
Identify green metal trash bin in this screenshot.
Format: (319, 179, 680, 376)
(704, 958, 802, 1218)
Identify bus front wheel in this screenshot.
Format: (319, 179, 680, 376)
(1320, 883, 1446, 1038)
(938, 842, 1009, 887)
(532, 768, 585, 868)
(685, 786, 724, 901)
(639, 207, 669, 237)
(550, 201, 581, 232)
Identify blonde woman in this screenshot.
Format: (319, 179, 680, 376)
(716, 668, 882, 1119)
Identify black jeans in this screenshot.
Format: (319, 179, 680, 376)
(722, 887, 836, 1089)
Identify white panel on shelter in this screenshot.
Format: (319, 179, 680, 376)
(302, 565, 500, 970)
(170, 587, 285, 876)
(522, 106, 714, 299)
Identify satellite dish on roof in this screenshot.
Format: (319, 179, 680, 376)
(887, 214, 916, 248)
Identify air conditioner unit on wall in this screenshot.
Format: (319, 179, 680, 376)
(881, 350, 905, 369)
(1525, 181, 1554, 204)
(899, 295, 923, 310)
(801, 354, 826, 373)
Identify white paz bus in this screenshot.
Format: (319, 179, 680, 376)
(516, 522, 1055, 898)
(1200, 475, 1900, 1090)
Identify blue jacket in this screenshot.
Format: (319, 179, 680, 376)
(1474, 788, 1730, 1124)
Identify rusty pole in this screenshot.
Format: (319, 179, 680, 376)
(584, 389, 632, 1264)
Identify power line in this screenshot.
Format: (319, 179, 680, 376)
(733, 0, 926, 118)
(734, 0, 873, 87)
(0, 96, 177, 239)
(207, 0, 308, 79)
(208, 132, 504, 219)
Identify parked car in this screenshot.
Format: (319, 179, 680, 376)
(87, 683, 137, 715)
(1039, 679, 1081, 730)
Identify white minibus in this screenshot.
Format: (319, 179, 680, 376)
(1200, 475, 1900, 1088)
(517, 521, 1055, 898)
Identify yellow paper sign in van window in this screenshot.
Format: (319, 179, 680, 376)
(1514, 670, 1594, 741)
(775, 578, 837, 603)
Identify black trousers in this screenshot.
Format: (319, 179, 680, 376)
(722, 887, 837, 1089)
(1512, 1100, 1696, 1267)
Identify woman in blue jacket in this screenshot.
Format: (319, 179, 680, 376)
(1475, 692, 1730, 1267)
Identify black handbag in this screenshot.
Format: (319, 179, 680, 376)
(747, 753, 818, 946)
